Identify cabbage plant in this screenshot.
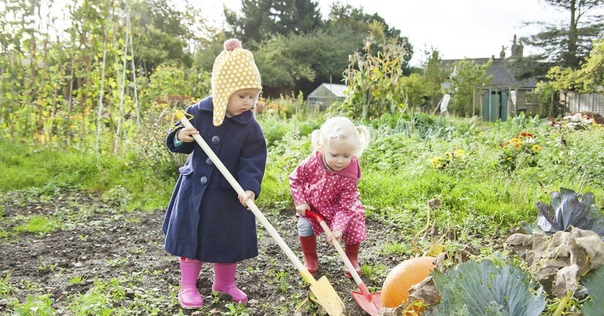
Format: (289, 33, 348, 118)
(426, 260, 546, 316)
(536, 187, 604, 239)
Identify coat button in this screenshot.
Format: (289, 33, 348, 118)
(206, 157, 213, 165)
(211, 136, 220, 144)
(200, 176, 208, 184)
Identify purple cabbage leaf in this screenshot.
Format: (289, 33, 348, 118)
(536, 188, 604, 238)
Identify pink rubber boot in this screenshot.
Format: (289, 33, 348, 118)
(212, 263, 248, 303)
(178, 258, 203, 309)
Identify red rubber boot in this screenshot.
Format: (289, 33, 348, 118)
(344, 243, 362, 278)
(300, 235, 319, 275)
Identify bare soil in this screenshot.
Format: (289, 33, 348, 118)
(0, 190, 401, 315)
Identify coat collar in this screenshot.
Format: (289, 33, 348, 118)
(313, 151, 361, 180)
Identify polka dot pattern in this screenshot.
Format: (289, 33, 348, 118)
(211, 48, 262, 126)
(289, 151, 367, 245)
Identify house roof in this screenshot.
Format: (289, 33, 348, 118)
(308, 83, 348, 98)
(443, 57, 537, 89)
(487, 59, 537, 88)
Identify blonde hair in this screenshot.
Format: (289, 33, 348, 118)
(311, 117, 370, 157)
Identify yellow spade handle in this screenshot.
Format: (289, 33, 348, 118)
(174, 111, 315, 284)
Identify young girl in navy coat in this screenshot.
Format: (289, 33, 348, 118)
(163, 39, 267, 309)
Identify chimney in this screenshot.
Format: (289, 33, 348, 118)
(511, 34, 524, 58)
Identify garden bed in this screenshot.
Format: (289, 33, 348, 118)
(1, 190, 401, 315)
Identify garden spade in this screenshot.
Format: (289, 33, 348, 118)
(174, 111, 345, 316)
(305, 209, 382, 316)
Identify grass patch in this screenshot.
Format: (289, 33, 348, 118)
(2, 113, 603, 239)
(13, 215, 61, 234)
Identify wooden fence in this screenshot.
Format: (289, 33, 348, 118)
(563, 92, 604, 115)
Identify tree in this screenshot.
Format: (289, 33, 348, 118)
(447, 59, 493, 117)
(422, 50, 450, 113)
(278, 30, 362, 95)
(545, 38, 604, 92)
(326, 2, 413, 68)
(224, 0, 273, 45)
(129, 0, 196, 72)
(224, 0, 322, 46)
(271, 0, 323, 35)
(521, 0, 604, 70)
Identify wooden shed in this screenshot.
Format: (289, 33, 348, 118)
(307, 83, 348, 110)
(441, 35, 539, 121)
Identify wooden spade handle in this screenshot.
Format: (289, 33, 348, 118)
(174, 110, 314, 283)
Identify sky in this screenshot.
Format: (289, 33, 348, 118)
(199, 0, 588, 67)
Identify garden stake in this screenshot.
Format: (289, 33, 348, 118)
(305, 209, 382, 316)
(174, 110, 345, 316)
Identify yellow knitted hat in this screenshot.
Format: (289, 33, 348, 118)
(211, 38, 262, 126)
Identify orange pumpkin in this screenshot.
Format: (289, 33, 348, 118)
(380, 256, 436, 309)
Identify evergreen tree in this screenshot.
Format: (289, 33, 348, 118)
(224, 0, 322, 46)
(522, 0, 604, 69)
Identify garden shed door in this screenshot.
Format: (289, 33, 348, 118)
(482, 90, 509, 121)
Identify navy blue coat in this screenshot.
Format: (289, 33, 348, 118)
(162, 97, 267, 263)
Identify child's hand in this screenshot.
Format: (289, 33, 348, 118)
(177, 126, 199, 143)
(238, 190, 255, 209)
(295, 203, 310, 217)
(328, 230, 342, 246)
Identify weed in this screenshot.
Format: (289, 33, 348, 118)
(131, 246, 145, 255)
(13, 215, 61, 234)
(67, 278, 126, 315)
(69, 276, 86, 285)
(108, 258, 128, 267)
(38, 262, 59, 273)
(275, 270, 291, 293)
(380, 241, 413, 257)
(222, 302, 250, 315)
(360, 263, 387, 280)
(101, 185, 131, 209)
(11, 294, 57, 315)
(0, 272, 13, 297)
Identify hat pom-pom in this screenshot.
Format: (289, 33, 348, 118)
(224, 38, 242, 51)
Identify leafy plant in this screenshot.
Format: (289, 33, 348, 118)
(536, 187, 604, 238)
(67, 278, 125, 316)
(101, 185, 131, 208)
(11, 294, 57, 316)
(427, 260, 546, 316)
(338, 35, 409, 120)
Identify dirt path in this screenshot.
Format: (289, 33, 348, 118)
(1, 190, 399, 315)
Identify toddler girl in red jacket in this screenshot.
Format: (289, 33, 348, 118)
(289, 116, 370, 277)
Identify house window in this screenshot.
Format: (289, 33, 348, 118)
(525, 90, 536, 106)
